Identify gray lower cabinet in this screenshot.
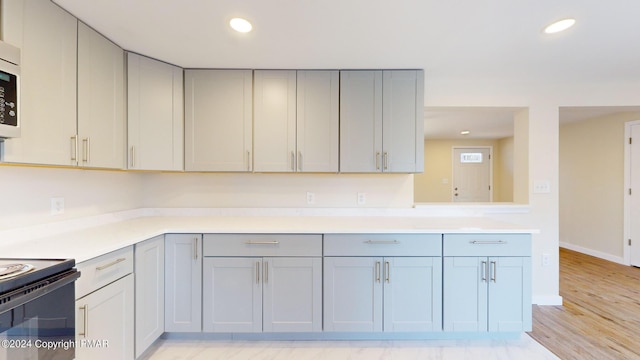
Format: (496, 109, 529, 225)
(134, 235, 165, 358)
(443, 234, 532, 332)
(323, 234, 442, 332)
(75, 247, 134, 360)
(202, 234, 322, 333)
(164, 234, 202, 332)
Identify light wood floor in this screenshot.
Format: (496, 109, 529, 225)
(529, 248, 640, 360)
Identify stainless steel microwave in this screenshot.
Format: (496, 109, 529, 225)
(0, 40, 20, 139)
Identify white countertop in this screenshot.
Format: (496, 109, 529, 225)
(0, 210, 537, 263)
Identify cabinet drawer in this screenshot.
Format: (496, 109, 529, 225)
(203, 234, 322, 257)
(443, 234, 531, 257)
(324, 234, 441, 256)
(76, 246, 134, 299)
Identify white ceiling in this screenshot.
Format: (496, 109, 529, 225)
(424, 107, 518, 140)
(51, 0, 640, 139)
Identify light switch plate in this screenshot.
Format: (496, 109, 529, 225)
(533, 180, 551, 194)
(51, 197, 65, 215)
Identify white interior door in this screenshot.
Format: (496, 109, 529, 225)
(452, 147, 492, 202)
(629, 124, 640, 266)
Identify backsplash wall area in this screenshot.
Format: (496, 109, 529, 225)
(0, 165, 414, 231)
(140, 172, 414, 209)
(0, 165, 143, 230)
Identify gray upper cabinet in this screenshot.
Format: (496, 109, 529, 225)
(127, 53, 183, 171)
(254, 70, 339, 173)
(1, 0, 78, 166)
(296, 70, 339, 172)
(340, 70, 424, 173)
(253, 70, 297, 172)
(382, 70, 424, 173)
(184, 70, 253, 172)
(339, 71, 383, 173)
(1, 4, 126, 169)
(77, 22, 126, 169)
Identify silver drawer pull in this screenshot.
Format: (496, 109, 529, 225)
(79, 304, 88, 337)
(245, 241, 280, 245)
(95, 257, 126, 271)
(470, 240, 507, 245)
(365, 240, 400, 245)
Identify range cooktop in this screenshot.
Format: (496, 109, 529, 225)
(0, 258, 75, 294)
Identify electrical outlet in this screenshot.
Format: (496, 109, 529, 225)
(357, 192, 366, 205)
(51, 197, 65, 215)
(542, 253, 550, 267)
(533, 180, 551, 194)
(306, 192, 315, 204)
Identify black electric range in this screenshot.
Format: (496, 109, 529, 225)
(0, 258, 76, 295)
(0, 258, 80, 360)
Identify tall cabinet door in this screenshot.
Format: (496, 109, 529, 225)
(184, 70, 253, 171)
(134, 235, 165, 358)
(383, 257, 442, 332)
(324, 257, 383, 332)
(263, 257, 322, 332)
(76, 275, 134, 360)
(165, 234, 202, 332)
(382, 70, 424, 173)
(128, 53, 183, 171)
(77, 22, 125, 169)
(202, 257, 262, 333)
(339, 71, 383, 173)
(296, 71, 339, 172)
(487, 257, 532, 332)
(443, 257, 488, 332)
(1, 0, 78, 165)
(253, 70, 297, 172)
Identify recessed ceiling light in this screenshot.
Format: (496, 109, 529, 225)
(544, 18, 576, 34)
(460, 130, 470, 135)
(230, 18, 252, 33)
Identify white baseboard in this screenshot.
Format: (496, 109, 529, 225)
(532, 295, 563, 306)
(560, 242, 626, 265)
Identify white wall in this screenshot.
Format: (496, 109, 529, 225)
(140, 172, 414, 208)
(559, 111, 640, 263)
(0, 165, 143, 230)
(497, 136, 514, 202)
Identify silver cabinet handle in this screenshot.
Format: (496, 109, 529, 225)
(375, 261, 381, 283)
(470, 240, 507, 245)
(298, 151, 302, 171)
(256, 261, 260, 284)
(193, 237, 198, 260)
(264, 261, 268, 283)
(130, 146, 135, 168)
(365, 240, 400, 245)
(245, 241, 280, 245)
(79, 305, 88, 337)
(375, 152, 381, 170)
(70, 135, 78, 162)
(481, 261, 487, 282)
(383, 152, 389, 170)
(95, 258, 126, 271)
(82, 137, 90, 163)
(247, 150, 251, 171)
(491, 261, 497, 282)
(385, 261, 390, 283)
(290, 151, 296, 171)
